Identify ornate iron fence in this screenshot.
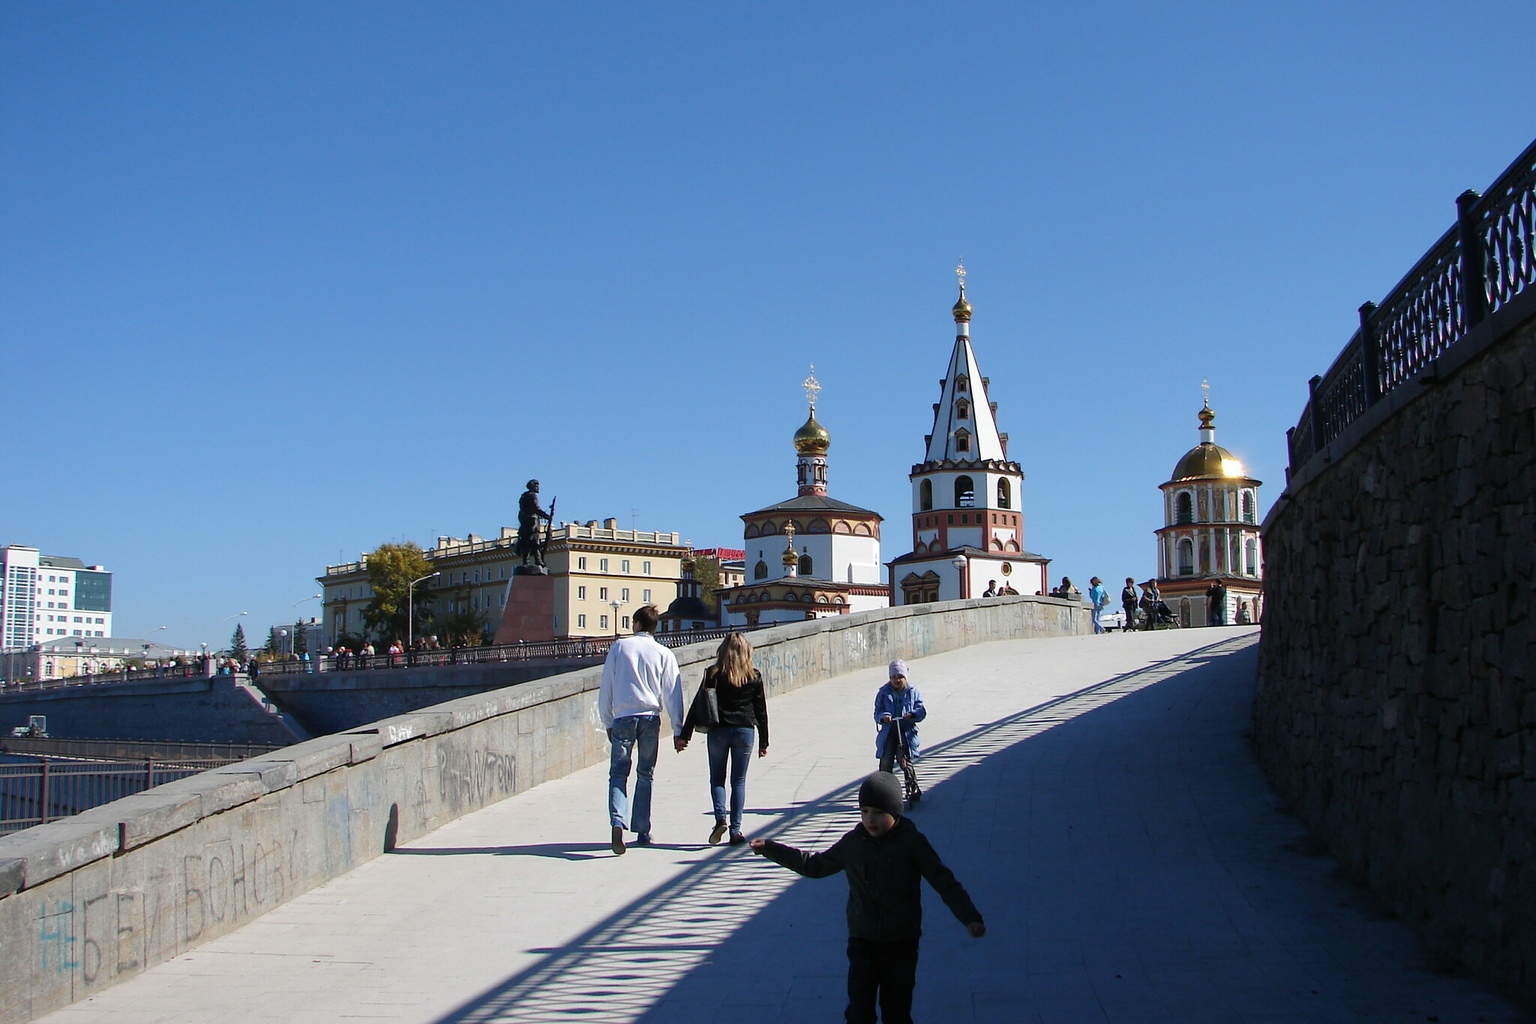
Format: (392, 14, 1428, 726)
(1288, 138, 1536, 477)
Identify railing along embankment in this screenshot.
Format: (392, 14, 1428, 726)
(0, 595, 1085, 1023)
(1256, 138, 1536, 1010)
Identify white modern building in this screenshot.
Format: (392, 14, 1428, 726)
(1, 545, 113, 649)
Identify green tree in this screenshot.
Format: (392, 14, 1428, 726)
(264, 626, 280, 655)
(689, 554, 722, 611)
(435, 607, 490, 648)
(292, 620, 309, 656)
(362, 542, 435, 642)
(230, 623, 249, 662)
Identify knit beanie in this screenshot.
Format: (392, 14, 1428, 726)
(888, 659, 909, 679)
(859, 771, 904, 819)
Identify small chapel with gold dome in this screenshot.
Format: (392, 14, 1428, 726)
(1153, 393, 1264, 625)
(717, 369, 890, 627)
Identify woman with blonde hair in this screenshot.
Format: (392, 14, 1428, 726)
(678, 632, 769, 845)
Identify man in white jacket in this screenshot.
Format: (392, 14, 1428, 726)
(598, 604, 685, 854)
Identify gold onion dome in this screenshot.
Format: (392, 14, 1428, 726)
(794, 409, 831, 454)
(1172, 405, 1245, 480)
(952, 287, 972, 323)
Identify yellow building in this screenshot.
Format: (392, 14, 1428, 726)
(320, 519, 689, 643)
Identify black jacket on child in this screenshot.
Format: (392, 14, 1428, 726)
(757, 817, 980, 942)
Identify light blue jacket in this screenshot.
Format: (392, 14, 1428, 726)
(873, 682, 926, 759)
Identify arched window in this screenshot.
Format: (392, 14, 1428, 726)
(997, 478, 1011, 509)
(954, 429, 971, 453)
(956, 399, 970, 420)
(1245, 539, 1259, 575)
(1242, 491, 1256, 524)
(920, 479, 933, 511)
(798, 554, 813, 576)
(1177, 538, 1194, 575)
(1175, 492, 1194, 524)
(955, 475, 975, 507)
(1179, 597, 1192, 628)
(753, 560, 768, 580)
(955, 375, 969, 394)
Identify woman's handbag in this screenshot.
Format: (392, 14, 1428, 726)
(688, 677, 721, 732)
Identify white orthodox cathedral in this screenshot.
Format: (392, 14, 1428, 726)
(718, 370, 890, 627)
(1153, 396, 1264, 625)
(887, 267, 1050, 601)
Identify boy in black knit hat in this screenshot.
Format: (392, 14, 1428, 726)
(750, 771, 984, 1024)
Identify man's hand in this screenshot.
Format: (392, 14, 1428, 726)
(748, 838, 768, 852)
(966, 921, 986, 938)
(879, 714, 893, 724)
(902, 712, 914, 720)
(673, 737, 688, 752)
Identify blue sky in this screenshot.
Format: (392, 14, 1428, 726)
(4, 2, 1533, 650)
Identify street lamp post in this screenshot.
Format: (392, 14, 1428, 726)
(611, 599, 622, 638)
(952, 554, 969, 601)
(407, 572, 440, 653)
(290, 594, 321, 656)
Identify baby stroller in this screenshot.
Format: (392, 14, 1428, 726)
(878, 721, 922, 809)
(1146, 600, 1181, 628)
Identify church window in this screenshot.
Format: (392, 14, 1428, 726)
(955, 429, 971, 453)
(1177, 538, 1195, 576)
(1175, 492, 1194, 525)
(754, 560, 768, 580)
(920, 479, 933, 511)
(1179, 598, 1192, 628)
(799, 555, 813, 576)
(1246, 539, 1259, 575)
(1242, 492, 1256, 524)
(997, 479, 1011, 509)
(956, 399, 970, 420)
(955, 375, 969, 393)
(955, 476, 975, 507)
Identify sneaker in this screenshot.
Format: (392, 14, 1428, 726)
(634, 833, 653, 847)
(611, 826, 626, 855)
(709, 820, 728, 846)
(729, 831, 746, 846)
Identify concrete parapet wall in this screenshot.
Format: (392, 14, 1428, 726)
(0, 595, 1084, 1022)
(1254, 291, 1536, 1008)
(0, 675, 302, 747)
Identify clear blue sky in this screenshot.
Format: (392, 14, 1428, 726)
(4, 3, 1533, 651)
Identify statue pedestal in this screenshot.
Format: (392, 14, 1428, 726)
(493, 571, 556, 645)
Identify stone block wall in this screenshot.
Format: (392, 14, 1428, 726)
(0, 595, 1085, 1023)
(0, 676, 302, 747)
(1254, 295, 1535, 1007)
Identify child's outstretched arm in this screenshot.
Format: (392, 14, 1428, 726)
(749, 836, 849, 879)
(914, 833, 983, 934)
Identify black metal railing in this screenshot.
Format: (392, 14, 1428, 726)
(236, 625, 763, 677)
(0, 755, 252, 833)
(0, 737, 283, 762)
(1288, 138, 1536, 477)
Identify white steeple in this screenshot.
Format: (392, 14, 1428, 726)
(922, 262, 1008, 463)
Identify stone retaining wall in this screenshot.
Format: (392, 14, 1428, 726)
(0, 595, 1084, 1023)
(1254, 291, 1535, 1008)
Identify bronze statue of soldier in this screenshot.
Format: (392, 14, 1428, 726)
(517, 479, 554, 568)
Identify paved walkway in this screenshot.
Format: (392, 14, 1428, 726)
(39, 629, 1528, 1023)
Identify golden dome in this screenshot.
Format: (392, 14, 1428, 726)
(1172, 442, 1246, 481)
(794, 410, 830, 454)
(952, 286, 972, 323)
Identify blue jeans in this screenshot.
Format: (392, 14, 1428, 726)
(707, 726, 755, 832)
(608, 715, 660, 834)
(1091, 604, 1105, 633)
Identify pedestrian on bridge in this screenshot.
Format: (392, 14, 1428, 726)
(677, 632, 769, 846)
(751, 771, 985, 1024)
(598, 604, 685, 855)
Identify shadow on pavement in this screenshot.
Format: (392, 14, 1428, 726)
(428, 634, 1524, 1024)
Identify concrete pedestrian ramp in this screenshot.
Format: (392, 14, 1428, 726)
(37, 629, 1526, 1023)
